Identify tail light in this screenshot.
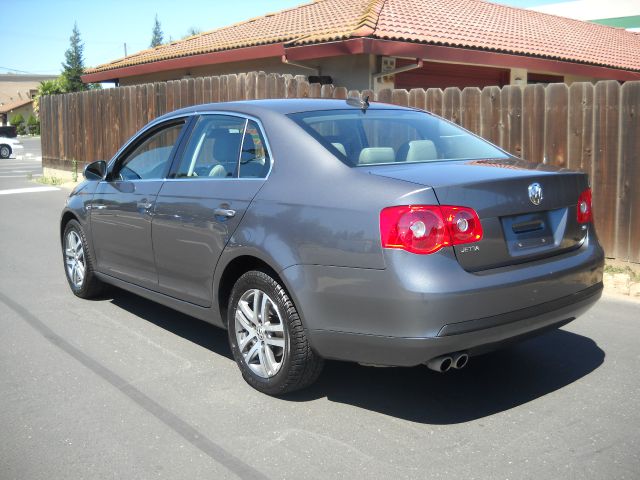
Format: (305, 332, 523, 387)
(577, 188, 592, 223)
(380, 205, 482, 255)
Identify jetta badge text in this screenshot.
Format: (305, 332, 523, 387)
(528, 182, 543, 206)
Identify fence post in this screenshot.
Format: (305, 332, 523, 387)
(297, 79, 310, 98)
(480, 86, 501, 145)
(361, 89, 375, 102)
(426, 88, 443, 116)
(409, 88, 426, 111)
(377, 88, 392, 104)
(544, 83, 569, 167)
(286, 76, 297, 98)
(320, 84, 334, 98)
(194, 77, 204, 105)
(500, 85, 523, 158)
(391, 89, 409, 106)
(522, 84, 546, 163)
(443, 87, 461, 124)
(593, 80, 620, 256)
(256, 72, 268, 99)
(333, 86, 348, 99)
(461, 87, 481, 135)
(266, 73, 278, 99)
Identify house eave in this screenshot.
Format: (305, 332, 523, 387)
(82, 38, 640, 84)
(81, 43, 287, 83)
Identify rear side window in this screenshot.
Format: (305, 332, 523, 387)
(174, 116, 270, 179)
(288, 109, 509, 167)
(239, 120, 270, 179)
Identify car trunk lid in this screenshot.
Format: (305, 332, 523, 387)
(365, 158, 590, 271)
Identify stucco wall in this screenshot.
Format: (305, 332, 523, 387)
(115, 53, 600, 91)
(6, 104, 34, 124)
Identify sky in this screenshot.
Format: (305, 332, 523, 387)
(1, 0, 570, 76)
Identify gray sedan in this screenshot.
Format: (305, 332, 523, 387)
(60, 99, 604, 395)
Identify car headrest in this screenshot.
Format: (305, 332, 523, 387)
(396, 140, 438, 162)
(404, 140, 438, 162)
(213, 132, 241, 164)
(358, 147, 395, 165)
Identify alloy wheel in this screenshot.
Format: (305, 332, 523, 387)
(234, 288, 286, 378)
(65, 230, 86, 288)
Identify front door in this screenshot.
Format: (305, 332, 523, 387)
(152, 115, 271, 306)
(90, 119, 187, 288)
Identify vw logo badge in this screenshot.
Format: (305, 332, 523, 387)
(528, 182, 543, 205)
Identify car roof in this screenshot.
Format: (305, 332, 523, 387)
(156, 98, 416, 122)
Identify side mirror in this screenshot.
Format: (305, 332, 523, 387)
(84, 160, 107, 181)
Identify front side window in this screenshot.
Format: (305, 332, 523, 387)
(174, 115, 246, 179)
(288, 109, 509, 167)
(115, 121, 185, 180)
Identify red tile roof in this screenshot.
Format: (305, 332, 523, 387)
(87, 0, 640, 74)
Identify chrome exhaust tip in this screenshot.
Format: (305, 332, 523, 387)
(426, 355, 453, 373)
(452, 352, 469, 370)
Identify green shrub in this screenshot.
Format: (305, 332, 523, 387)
(10, 113, 24, 126)
(27, 115, 40, 135)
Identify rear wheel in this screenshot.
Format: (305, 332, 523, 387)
(228, 270, 323, 395)
(62, 220, 105, 298)
(0, 144, 11, 159)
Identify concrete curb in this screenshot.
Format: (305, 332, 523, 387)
(603, 272, 640, 299)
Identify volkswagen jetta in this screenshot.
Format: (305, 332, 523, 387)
(60, 99, 604, 394)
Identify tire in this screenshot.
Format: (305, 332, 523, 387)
(228, 270, 323, 395)
(62, 219, 105, 298)
(0, 144, 11, 159)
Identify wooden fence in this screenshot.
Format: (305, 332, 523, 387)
(40, 72, 640, 262)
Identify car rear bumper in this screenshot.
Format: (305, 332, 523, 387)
(307, 282, 601, 366)
(282, 230, 604, 366)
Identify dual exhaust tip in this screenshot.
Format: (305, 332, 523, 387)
(426, 352, 469, 373)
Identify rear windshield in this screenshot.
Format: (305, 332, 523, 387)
(288, 109, 509, 167)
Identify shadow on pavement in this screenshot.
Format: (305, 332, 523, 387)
(107, 289, 604, 425)
(108, 289, 233, 361)
(288, 329, 604, 424)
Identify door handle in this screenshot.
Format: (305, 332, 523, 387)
(87, 204, 107, 211)
(214, 208, 236, 218)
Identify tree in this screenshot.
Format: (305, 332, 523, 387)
(61, 23, 87, 92)
(183, 27, 202, 38)
(150, 14, 164, 47)
(33, 78, 66, 116)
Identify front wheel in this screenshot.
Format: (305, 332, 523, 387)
(228, 270, 323, 395)
(0, 144, 11, 159)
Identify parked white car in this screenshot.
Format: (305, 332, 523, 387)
(0, 137, 23, 159)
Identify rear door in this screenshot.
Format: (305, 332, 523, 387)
(152, 114, 270, 306)
(90, 119, 187, 288)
